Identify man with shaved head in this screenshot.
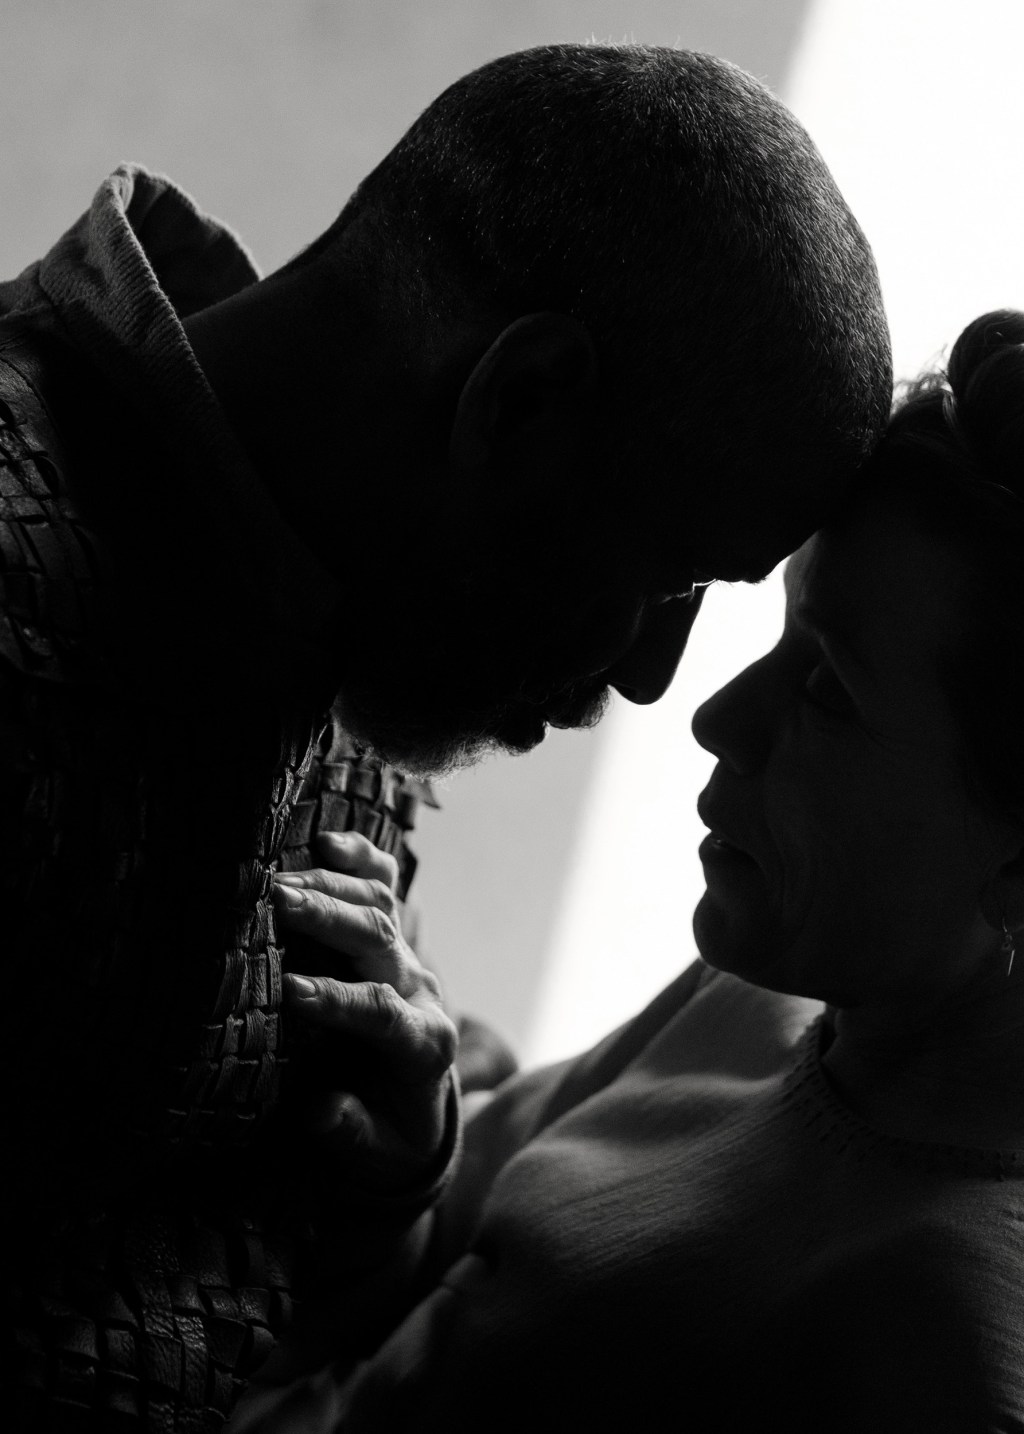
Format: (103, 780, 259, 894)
(1, 44, 889, 1432)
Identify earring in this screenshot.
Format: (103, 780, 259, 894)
(1002, 918, 1016, 978)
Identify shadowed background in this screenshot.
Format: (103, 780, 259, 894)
(4, 0, 1022, 1065)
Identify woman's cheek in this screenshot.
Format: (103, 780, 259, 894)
(764, 759, 852, 932)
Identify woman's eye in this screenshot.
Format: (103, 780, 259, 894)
(803, 661, 855, 717)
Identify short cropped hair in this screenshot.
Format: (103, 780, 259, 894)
(305, 45, 892, 573)
(868, 310, 1024, 814)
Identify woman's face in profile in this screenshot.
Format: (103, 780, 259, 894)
(691, 488, 1021, 1008)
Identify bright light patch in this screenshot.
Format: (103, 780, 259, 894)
(523, 0, 1024, 1066)
(524, 573, 785, 1066)
(788, 0, 1024, 382)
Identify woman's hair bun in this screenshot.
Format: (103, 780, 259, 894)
(946, 310, 1024, 485)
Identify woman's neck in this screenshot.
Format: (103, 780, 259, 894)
(822, 982, 1024, 1149)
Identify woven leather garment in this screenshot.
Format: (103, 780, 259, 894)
(0, 338, 436, 1432)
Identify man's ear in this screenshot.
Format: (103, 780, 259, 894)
(448, 312, 598, 481)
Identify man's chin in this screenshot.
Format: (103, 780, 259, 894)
(391, 712, 549, 780)
(334, 683, 608, 781)
(491, 707, 550, 755)
(328, 706, 536, 781)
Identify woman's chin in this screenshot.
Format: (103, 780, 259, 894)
(695, 894, 760, 973)
(693, 894, 798, 993)
(694, 906, 838, 1004)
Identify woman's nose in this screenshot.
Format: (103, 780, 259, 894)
(607, 587, 707, 705)
(691, 656, 772, 774)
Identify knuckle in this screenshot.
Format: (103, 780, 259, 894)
(346, 831, 373, 864)
(419, 969, 444, 1003)
(404, 1008, 456, 1074)
(303, 886, 334, 922)
(297, 976, 348, 1024)
(435, 1014, 459, 1069)
(418, 1030, 457, 1082)
(367, 879, 398, 918)
(367, 905, 399, 947)
(367, 981, 405, 1036)
(319, 976, 349, 1012)
(380, 851, 400, 890)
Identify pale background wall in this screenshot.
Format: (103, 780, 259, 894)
(0, 0, 808, 274)
(4, 0, 1023, 1067)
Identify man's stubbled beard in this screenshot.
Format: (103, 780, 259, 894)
(336, 667, 610, 779)
(329, 515, 616, 778)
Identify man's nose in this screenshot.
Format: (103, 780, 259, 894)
(607, 587, 707, 705)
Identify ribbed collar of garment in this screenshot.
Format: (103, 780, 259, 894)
(784, 1015, 1024, 1180)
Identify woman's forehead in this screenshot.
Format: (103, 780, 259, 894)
(782, 493, 964, 661)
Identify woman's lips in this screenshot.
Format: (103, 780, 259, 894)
(697, 831, 761, 870)
(696, 787, 763, 871)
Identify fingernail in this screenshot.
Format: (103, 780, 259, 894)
(275, 884, 305, 907)
(274, 872, 304, 885)
(285, 974, 317, 998)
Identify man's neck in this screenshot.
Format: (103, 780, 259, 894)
(182, 265, 362, 448)
(181, 266, 390, 578)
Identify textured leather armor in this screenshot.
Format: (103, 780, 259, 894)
(0, 328, 436, 1431)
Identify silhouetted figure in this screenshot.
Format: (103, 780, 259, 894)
(2, 44, 889, 1432)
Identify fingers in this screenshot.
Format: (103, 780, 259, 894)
(226, 1364, 348, 1434)
(301, 1084, 447, 1175)
(275, 865, 399, 917)
(316, 829, 401, 891)
(299, 1081, 452, 1187)
(282, 972, 456, 1079)
(273, 881, 417, 989)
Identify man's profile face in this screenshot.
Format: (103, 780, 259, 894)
(330, 498, 712, 777)
(306, 359, 821, 778)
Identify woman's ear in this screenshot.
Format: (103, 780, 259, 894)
(980, 836, 1024, 939)
(448, 312, 599, 483)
